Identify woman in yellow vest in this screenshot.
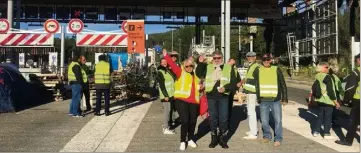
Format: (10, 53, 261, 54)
(156, 58, 176, 135)
(336, 54, 360, 146)
(311, 62, 340, 139)
(163, 49, 200, 151)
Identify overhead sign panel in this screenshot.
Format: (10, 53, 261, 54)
(85, 7, 98, 20)
(39, 6, 54, 19)
(119, 8, 131, 20)
(71, 7, 84, 19)
(56, 7, 69, 19)
(105, 8, 117, 20)
(25, 6, 38, 18)
(132, 9, 145, 19)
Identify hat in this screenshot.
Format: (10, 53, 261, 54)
(170, 51, 179, 55)
(246, 52, 256, 57)
(355, 53, 360, 59)
(262, 54, 273, 61)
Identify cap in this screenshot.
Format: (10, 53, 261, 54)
(355, 53, 360, 59)
(262, 54, 273, 61)
(246, 52, 256, 57)
(170, 51, 179, 55)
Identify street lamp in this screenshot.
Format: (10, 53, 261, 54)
(166, 26, 181, 51)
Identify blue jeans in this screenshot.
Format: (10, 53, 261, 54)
(314, 105, 333, 135)
(70, 84, 82, 115)
(208, 95, 229, 133)
(260, 100, 283, 142)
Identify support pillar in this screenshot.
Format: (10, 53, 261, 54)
(7, 0, 13, 29)
(60, 26, 65, 76)
(221, 0, 225, 53)
(15, 0, 20, 29)
(311, 0, 317, 66)
(195, 15, 201, 44)
(295, 41, 300, 72)
(250, 35, 253, 52)
(225, 0, 230, 61)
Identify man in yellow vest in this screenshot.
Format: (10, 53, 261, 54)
(196, 51, 238, 149)
(336, 53, 360, 146)
(68, 55, 87, 117)
(242, 52, 260, 140)
(254, 54, 288, 147)
(94, 55, 112, 116)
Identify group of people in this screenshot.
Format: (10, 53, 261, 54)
(308, 54, 360, 146)
(157, 49, 289, 150)
(67, 54, 112, 117)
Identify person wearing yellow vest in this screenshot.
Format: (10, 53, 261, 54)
(94, 55, 112, 116)
(242, 51, 260, 140)
(227, 58, 241, 130)
(254, 54, 288, 147)
(67, 55, 87, 117)
(196, 51, 238, 149)
(310, 62, 340, 140)
(157, 58, 176, 135)
(328, 65, 344, 128)
(163, 49, 200, 151)
(336, 53, 360, 146)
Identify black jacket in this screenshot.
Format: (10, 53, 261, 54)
(70, 62, 84, 85)
(254, 66, 288, 102)
(312, 74, 337, 105)
(195, 62, 238, 97)
(343, 68, 360, 104)
(156, 66, 175, 99)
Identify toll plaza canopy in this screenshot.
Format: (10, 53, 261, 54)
(0, 0, 285, 25)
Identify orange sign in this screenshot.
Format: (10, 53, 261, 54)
(126, 20, 145, 54)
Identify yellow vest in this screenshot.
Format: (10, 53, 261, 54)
(174, 67, 200, 103)
(68, 62, 87, 83)
(158, 69, 175, 99)
(205, 64, 232, 95)
(94, 61, 110, 84)
(258, 66, 278, 98)
(244, 62, 259, 92)
(315, 73, 336, 106)
(353, 67, 360, 99)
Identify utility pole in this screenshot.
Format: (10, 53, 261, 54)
(171, 29, 174, 51)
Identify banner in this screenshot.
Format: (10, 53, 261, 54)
(49, 52, 58, 67)
(19, 53, 25, 66)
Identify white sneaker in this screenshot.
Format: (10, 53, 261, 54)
(163, 128, 175, 135)
(245, 131, 250, 135)
(243, 135, 258, 140)
(188, 140, 197, 148)
(179, 142, 186, 150)
(323, 135, 336, 140)
(313, 133, 320, 137)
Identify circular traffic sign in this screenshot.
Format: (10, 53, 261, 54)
(0, 18, 10, 33)
(121, 20, 127, 33)
(68, 19, 84, 34)
(44, 19, 60, 33)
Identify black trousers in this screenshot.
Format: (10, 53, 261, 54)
(83, 88, 91, 110)
(228, 93, 234, 129)
(175, 99, 199, 142)
(95, 89, 110, 113)
(345, 99, 360, 144)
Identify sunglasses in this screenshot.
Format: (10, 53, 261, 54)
(324, 67, 329, 69)
(185, 65, 194, 68)
(213, 57, 222, 60)
(170, 55, 177, 57)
